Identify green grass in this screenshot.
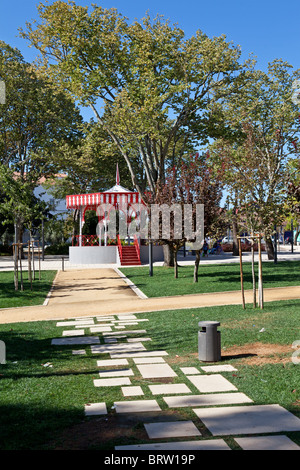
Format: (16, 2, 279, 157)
(0, 299, 299, 449)
(120, 260, 300, 297)
(0, 270, 57, 309)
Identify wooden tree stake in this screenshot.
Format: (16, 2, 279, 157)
(258, 236, 264, 309)
(238, 237, 245, 309)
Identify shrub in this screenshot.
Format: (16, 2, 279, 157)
(0, 244, 13, 255)
(44, 243, 70, 255)
(221, 242, 265, 252)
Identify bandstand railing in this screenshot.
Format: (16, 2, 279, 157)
(72, 235, 100, 246)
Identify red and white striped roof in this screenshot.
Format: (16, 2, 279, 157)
(66, 164, 142, 210)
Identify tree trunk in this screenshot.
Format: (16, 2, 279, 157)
(163, 243, 174, 267)
(232, 208, 239, 256)
(14, 221, 19, 291)
(251, 238, 256, 308)
(174, 249, 178, 278)
(194, 250, 201, 282)
(238, 238, 245, 309)
(265, 235, 274, 260)
(294, 226, 299, 245)
(258, 237, 264, 309)
(18, 224, 25, 259)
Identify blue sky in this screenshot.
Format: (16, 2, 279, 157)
(2, 0, 300, 71)
(2, 0, 300, 123)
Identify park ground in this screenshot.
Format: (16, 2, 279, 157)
(0, 246, 299, 450)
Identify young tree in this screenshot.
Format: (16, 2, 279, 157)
(209, 60, 300, 259)
(144, 153, 224, 280)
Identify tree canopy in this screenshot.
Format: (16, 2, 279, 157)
(21, 1, 252, 199)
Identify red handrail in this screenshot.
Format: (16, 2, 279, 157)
(117, 235, 123, 262)
(134, 235, 141, 263)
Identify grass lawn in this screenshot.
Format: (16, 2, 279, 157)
(0, 299, 299, 450)
(120, 260, 300, 297)
(0, 270, 57, 309)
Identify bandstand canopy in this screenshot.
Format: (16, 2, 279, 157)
(66, 165, 142, 211)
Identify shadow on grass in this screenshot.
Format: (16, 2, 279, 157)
(0, 403, 84, 450)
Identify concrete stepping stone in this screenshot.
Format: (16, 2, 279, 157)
(90, 326, 112, 332)
(62, 329, 85, 336)
(91, 342, 146, 354)
(56, 320, 94, 326)
(121, 386, 144, 397)
(113, 319, 149, 323)
(110, 351, 168, 358)
(145, 421, 201, 439)
(127, 337, 152, 343)
(103, 330, 147, 336)
(149, 384, 192, 395)
(117, 322, 138, 326)
(84, 402, 107, 416)
(104, 337, 118, 343)
(98, 368, 134, 378)
(75, 324, 93, 328)
(115, 326, 126, 329)
(164, 392, 253, 408)
(115, 439, 231, 450)
(234, 435, 300, 450)
(201, 364, 237, 373)
(193, 404, 300, 436)
(52, 336, 100, 345)
(97, 359, 129, 367)
(72, 349, 86, 355)
(187, 374, 237, 393)
(114, 400, 161, 413)
(117, 315, 137, 320)
(96, 316, 115, 321)
(94, 377, 131, 387)
(180, 367, 201, 375)
(133, 357, 166, 364)
(136, 363, 177, 378)
(103, 335, 127, 340)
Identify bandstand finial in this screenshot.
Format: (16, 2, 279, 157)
(116, 163, 120, 185)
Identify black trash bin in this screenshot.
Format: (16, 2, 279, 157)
(198, 321, 221, 362)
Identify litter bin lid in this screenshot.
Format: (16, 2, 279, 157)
(198, 321, 220, 327)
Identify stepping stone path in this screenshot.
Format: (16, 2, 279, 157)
(52, 313, 300, 451)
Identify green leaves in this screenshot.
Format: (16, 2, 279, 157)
(209, 59, 300, 238)
(21, 2, 247, 193)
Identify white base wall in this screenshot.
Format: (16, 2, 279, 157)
(140, 245, 164, 263)
(69, 244, 164, 265)
(69, 246, 117, 264)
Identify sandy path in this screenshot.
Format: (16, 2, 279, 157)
(0, 268, 300, 324)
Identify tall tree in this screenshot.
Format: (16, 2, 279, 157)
(21, 1, 250, 198)
(0, 40, 82, 242)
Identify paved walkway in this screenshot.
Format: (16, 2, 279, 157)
(0, 246, 299, 324)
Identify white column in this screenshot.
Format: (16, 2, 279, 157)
(79, 208, 82, 246)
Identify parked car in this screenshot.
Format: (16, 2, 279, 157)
(221, 236, 232, 243)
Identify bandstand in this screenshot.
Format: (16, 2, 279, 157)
(66, 166, 163, 265)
